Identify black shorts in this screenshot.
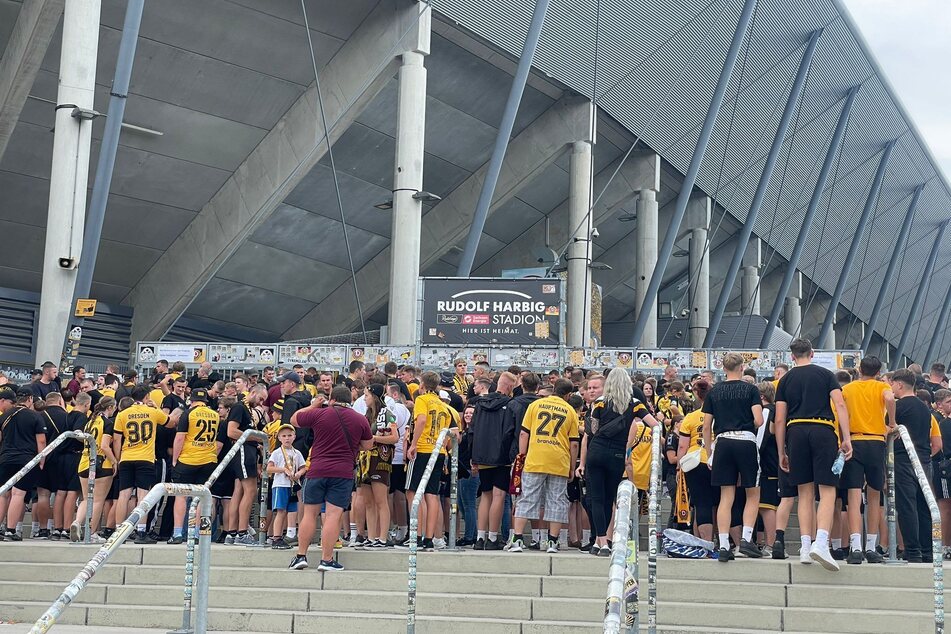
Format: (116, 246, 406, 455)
(840, 439, 885, 491)
(118, 460, 157, 491)
(231, 444, 260, 481)
(389, 463, 407, 494)
(778, 467, 797, 498)
(108, 476, 120, 500)
(78, 456, 113, 479)
(36, 455, 59, 491)
(172, 462, 216, 486)
(935, 467, 951, 500)
(0, 462, 37, 492)
(710, 438, 760, 488)
(476, 465, 510, 495)
(303, 477, 351, 509)
(57, 453, 82, 492)
(210, 473, 235, 499)
(407, 454, 445, 495)
(787, 423, 840, 487)
(759, 476, 780, 510)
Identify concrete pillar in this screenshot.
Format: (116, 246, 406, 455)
(386, 9, 430, 345)
(34, 0, 100, 367)
(784, 271, 802, 338)
(635, 189, 659, 347)
(686, 195, 711, 348)
(567, 140, 594, 347)
(740, 238, 761, 316)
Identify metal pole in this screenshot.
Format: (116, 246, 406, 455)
(760, 85, 858, 346)
(647, 427, 661, 634)
(604, 480, 635, 634)
(194, 493, 213, 634)
(632, 0, 757, 345)
(894, 425, 944, 633)
(83, 433, 96, 544)
(627, 485, 640, 634)
(884, 434, 902, 565)
(923, 280, 951, 370)
(407, 427, 451, 633)
(892, 221, 949, 369)
(59, 0, 146, 365)
(862, 185, 922, 352)
(818, 141, 896, 348)
(448, 434, 459, 550)
(456, 0, 551, 277)
(249, 444, 270, 547)
(703, 28, 823, 347)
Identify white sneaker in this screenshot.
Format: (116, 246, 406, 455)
(509, 538, 524, 553)
(88, 533, 106, 544)
(433, 537, 447, 550)
(809, 542, 840, 571)
(546, 540, 559, 554)
(799, 548, 813, 565)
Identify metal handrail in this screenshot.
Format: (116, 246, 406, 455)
(406, 426, 452, 633)
(891, 425, 944, 633)
(447, 434, 459, 550)
(0, 430, 96, 543)
(170, 428, 269, 634)
(603, 479, 638, 633)
(647, 425, 661, 634)
(30, 482, 213, 634)
(885, 434, 900, 564)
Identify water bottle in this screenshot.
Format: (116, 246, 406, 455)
(831, 450, 846, 476)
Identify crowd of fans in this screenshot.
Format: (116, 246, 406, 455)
(0, 339, 949, 575)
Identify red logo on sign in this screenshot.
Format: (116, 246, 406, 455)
(463, 314, 490, 325)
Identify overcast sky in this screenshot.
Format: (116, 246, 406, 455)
(843, 0, 951, 177)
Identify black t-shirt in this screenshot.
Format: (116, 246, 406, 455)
(776, 364, 838, 422)
(895, 396, 933, 463)
(663, 430, 679, 480)
(759, 403, 779, 478)
(215, 410, 233, 458)
(30, 380, 59, 400)
(42, 405, 69, 448)
(65, 410, 88, 453)
(227, 402, 258, 445)
(0, 407, 46, 465)
(161, 393, 187, 412)
(939, 415, 951, 461)
(702, 380, 761, 435)
(926, 381, 942, 394)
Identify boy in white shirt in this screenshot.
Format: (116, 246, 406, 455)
(267, 425, 306, 549)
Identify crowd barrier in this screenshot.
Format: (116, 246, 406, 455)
(0, 431, 96, 544)
(603, 480, 638, 634)
(31, 483, 213, 634)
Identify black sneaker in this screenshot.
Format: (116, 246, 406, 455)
(846, 549, 864, 565)
(831, 547, 848, 561)
(50, 529, 62, 541)
(528, 540, 541, 551)
(484, 537, 501, 551)
(289, 554, 309, 570)
(8, 532, 22, 542)
(580, 541, 595, 552)
(473, 538, 485, 551)
(317, 559, 344, 572)
(739, 539, 762, 558)
(271, 538, 291, 550)
(35, 528, 51, 540)
(215, 531, 228, 544)
(865, 549, 884, 564)
(771, 540, 787, 559)
(718, 547, 734, 562)
(134, 531, 157, 545)
(421, 538, 435, 552)
(166, 535, 186, 545)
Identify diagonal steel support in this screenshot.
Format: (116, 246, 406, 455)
(703, 27, 822, 348)
(924, 278, 951, 370)
(861, 185, 923, 352)
(893, 221, 948, 369)
(631, 0, 759, 347)
(760, 85, 858, 347)
(818, 140, 896, 348)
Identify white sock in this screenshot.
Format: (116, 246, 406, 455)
(815, 529, 830, 549)
(286, 527, 297, 538)
(488, 531, 498, 541)
(849, 533, 861, 552)
(31, 521, 39, 534)
(718, 533, 730, 550)
(583, 529, 590, 543)
(866, 534, 878, 552)
(801, 535, 812, 551)
(741, 526, 753, 542)
(15, 522, 23, 534)
(349, 523, 357, 537)
(47, 520, 54, 530)
(477, 530, 486, 540)
(532, 528, 541, 543)
(560, 529, 568, 544)
(136, 524, 146, 533)
(831, 537, 841, 550)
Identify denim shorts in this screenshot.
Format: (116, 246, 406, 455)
(303, 477, 352, 509)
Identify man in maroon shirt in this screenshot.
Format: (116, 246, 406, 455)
(288, 386, 372, 572)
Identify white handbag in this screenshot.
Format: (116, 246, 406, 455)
(680, 448, 702, 473)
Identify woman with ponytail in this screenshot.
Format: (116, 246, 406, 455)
(71, 395, 118, 542)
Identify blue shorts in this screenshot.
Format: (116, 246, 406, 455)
(271, 487, 298, 513)
(303, 477, 352, 510)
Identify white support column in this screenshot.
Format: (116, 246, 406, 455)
(34, 0, 100, 367)
(387, 5, 430, 346)
(635, 176, 660, 347)
(687, 195, 711, 348)
(740, 238, 761, 316)
(784, 271, 802, 337)
(567, 140, 594, 347)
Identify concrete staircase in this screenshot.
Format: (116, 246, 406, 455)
(0, 542, 940, 633)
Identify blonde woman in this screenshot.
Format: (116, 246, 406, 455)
(72, 395, 118, 542)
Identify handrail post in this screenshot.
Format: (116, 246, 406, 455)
(629, 484, 639, 634)
(646, 427, 661, 634)
(895, 425, 944, 633)
(604, 480, 635, 633)
(448, 434, 459, 550)
(82, 432, 96, 544)
(884, 433, 903, 565)
(407, 427, 451, 634)
(249, 444, 271, 548)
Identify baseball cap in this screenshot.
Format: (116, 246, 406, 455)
(367, 383, 385, 399)
(191, 388, 209, 402)
(0, 386, 15, 401)
(277, 423, 296, 434)
(16, 387, 33, 399)
(279, 371, 302, 385)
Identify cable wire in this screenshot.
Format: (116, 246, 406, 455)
(301, 0, 369, 343)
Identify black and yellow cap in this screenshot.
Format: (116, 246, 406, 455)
(190, 388, 209, 402)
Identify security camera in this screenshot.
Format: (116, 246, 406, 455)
(58, 257, 77, 270)
(591, 227, 600, 238)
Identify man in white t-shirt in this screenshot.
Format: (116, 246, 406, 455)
(385, 381, 411, 542)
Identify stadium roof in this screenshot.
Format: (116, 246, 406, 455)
(0, 0, 948, 364)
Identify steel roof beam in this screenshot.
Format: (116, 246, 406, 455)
(893, 221, 948, 369)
